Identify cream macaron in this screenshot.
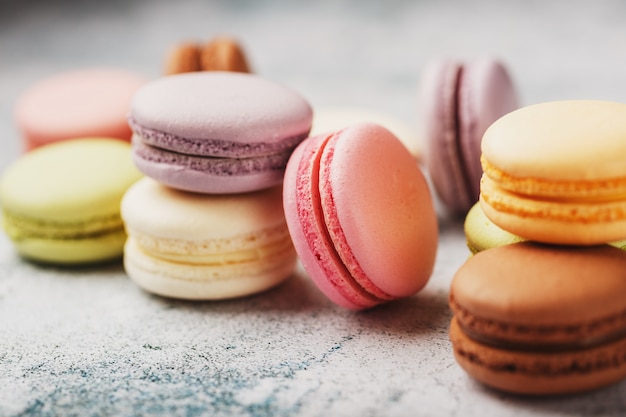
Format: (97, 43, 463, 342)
(121, 178, 297, 300)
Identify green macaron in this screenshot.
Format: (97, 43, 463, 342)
(0, 138, 142, 265)
(464, 202, 525, 254)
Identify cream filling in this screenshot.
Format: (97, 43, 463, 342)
(480, 175, 626, 223)
(451, 295, 626, 352)
(481, 155, 626, 200)
(2, 210, 123, 240)
(127, 225, 294, 265)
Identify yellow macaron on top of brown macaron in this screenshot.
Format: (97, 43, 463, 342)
(479, 100, 626, 245)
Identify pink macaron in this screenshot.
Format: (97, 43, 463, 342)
(128, 71, 313, 194)
(283, 123, 438, 310)
(419, 57, 518, 216)
(14, 68, 148, 151)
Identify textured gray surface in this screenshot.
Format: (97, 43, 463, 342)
(2, 1, 626, 416)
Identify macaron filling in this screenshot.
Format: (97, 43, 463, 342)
(131, 135, 292, 176)
(450, 294, 626, 351)
(450, 317, 626, 378)
(481, 156, 626, 200)
(125, 237, 296, 284)
(129, 117, 307, 158)
(481, 175, 626, 223)
(3, 210, 123, 240)
(127, 224, 294, 265)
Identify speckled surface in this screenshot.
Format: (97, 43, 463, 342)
(2, 1, 626, 416)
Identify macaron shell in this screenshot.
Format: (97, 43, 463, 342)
(1, 138, 142, 222)
(121, 178, 288, 241)
(15, 68, 147, 149)
(283, 133, 381, 310)
(124, 237, 296, 300)
(130, 135, 289, 194)
(15, 229, 128, 265)
(322, 123, 438, 297)
(449, 318, 626, 395)
(481, 100, 626, 182)
(130, 72, 312, 146)
(457, 58, 518, 201)
(451, 242, 626, 346)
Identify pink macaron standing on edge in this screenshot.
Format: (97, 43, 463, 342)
(419, 57, 518, 216)
(128, 71, 313, 194)
(14, 68, 148, 151)
(283, 123, 438, 310)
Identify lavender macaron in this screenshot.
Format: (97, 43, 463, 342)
(419, 58, 518, 216)
(128, 72, 312, 194)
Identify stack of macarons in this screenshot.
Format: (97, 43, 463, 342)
(121, 71, 313, 300)
(449, 100, 626, 395)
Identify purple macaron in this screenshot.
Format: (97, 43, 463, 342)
(129, 72, 313, 194)
(419, 57, 518, 216)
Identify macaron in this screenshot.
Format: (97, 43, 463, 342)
(419, 57, 518, 216)
(464, 202, 525, 255)
(449, 242, 626, 395)
(164, 36, 251, 75)
(283, 123, 438, 310)
(15, 68, 148, 150)
(480, 100, 626, 245)
(0, 138, 142, 264)
(310, 105, 422, 161)
(129, 72, 313, 194)
(121, 178, 296, 300)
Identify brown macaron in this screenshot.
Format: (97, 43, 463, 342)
(449, 242, 626, 395)
(164, 42, 202, 75)
(201, 37, 250, 73)
(164, 37, 250, 75)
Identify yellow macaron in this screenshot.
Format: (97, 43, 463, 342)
(480, 100, 626, 245)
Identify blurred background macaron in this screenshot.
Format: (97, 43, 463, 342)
(164, 36, 251, 75)
(418, 57, 518, 217)
(0, 138, 142, 265)
(14, 68, 148, 151)
(310, 105, 423, 162)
